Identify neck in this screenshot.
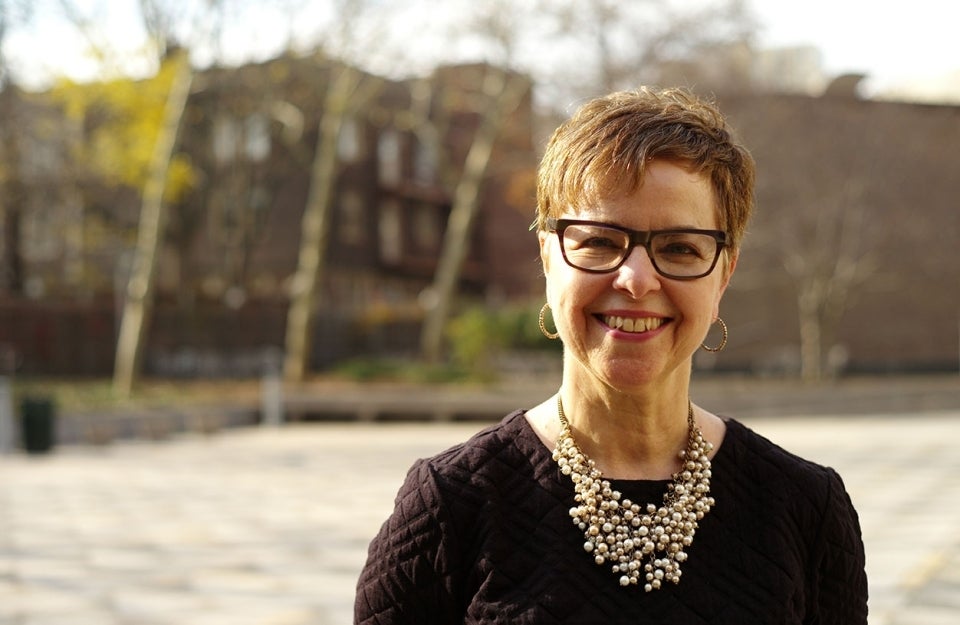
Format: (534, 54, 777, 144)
(557, 377, 693, 480)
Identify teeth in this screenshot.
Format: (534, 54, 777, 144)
(603, 316, 664, 333)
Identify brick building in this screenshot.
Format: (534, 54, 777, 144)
(712, 89, 960, 374)
(1, 59, 957, 377)
(0, 55, 539, 375)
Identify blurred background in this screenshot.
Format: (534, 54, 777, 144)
(1, 3, 960, 623)
(0, 0, 958, 421)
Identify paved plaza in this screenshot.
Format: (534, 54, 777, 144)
(2, 409, 960, 624)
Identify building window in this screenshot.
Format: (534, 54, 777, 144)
(22, 133, 61, 177)
(213, 113, 270, 163)
(412, 202, 440, 252)
(213, 115, 240, 163)
(377, 128, 402, 185)
(339, 190, 366, 245)
(378, 199, 402, 263)
(413, 136, 437, 185)
(338, 117, 362, 162)
(244, 114, 270, 161)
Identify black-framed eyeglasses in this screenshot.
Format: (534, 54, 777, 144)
(546, 218, 727, 280)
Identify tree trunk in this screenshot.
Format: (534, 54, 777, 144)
(282, 65, 369, 383)
(0, 205, 23, 294)
(113, 52, 193, 396)
(797, 287, 823, 382)
(0, 87, 24, 295)
(420, 70, 529, 363)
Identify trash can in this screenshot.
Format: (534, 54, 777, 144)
(20, 397, 56, 454)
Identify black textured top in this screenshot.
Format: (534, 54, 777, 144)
(355, 411, 867, 624)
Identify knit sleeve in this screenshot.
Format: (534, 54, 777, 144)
(354, 459, 464, 625)
(808, 468, 868, 625)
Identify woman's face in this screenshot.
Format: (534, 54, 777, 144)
(539, 160, 737, 392)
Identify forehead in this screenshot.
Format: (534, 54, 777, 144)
(568, 161, 718, 228)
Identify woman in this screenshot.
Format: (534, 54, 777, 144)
(355, 87, 867, 624)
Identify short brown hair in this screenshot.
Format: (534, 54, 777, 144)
(534, 87, 755, 251)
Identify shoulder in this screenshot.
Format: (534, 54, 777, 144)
(357, 417, 538, 625)
(412, 410, 537, 490)
(719, 419, 853, 515)
(376, 410, 546, 561)
(364, 413, 532, 559)
(717, 419, 864, 566)
(397, 410, 534, 495)
(712, 420, 867, 622)
(722, 418, 839, 482)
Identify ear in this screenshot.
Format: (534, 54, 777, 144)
(538, 230, 552, 273)
(712, 250, 738, 318)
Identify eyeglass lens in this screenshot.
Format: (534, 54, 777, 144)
(560, 223, 719, 277)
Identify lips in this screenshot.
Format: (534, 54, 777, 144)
(600, 315, 666, 334)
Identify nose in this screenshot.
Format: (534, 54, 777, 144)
(612, 245, 662, 297)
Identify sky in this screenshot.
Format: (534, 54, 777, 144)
(749, 0, 960, 100)
(5, 0, 960, 103)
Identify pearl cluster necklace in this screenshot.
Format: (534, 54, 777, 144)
(552, 396, 715, 591)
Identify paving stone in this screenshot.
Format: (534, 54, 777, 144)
(1, 414, 958, 624)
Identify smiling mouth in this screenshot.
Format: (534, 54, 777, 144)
(600, 315, 666, 334)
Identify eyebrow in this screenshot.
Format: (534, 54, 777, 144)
(567, 219, 713, 232)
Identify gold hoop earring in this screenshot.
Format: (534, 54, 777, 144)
(538, 303, 559, 340)
(701, 318, 728, 352)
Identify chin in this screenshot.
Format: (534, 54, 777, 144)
(596, 361, 662, 390)
(593, 354, 691, 392)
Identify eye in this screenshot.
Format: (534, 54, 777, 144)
(654, 234, 713, 260)
(563, 225, 628, 251)
(577, 235, 622, 250)
(660, 241, 701, 256)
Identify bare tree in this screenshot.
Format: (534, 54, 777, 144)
(279, 0, 397, 383)
(0, 0, 31, 295)
(742, 92, 890, 380)
(419, 66, 531, 363)
(782, 182, 881, 380)
(282, 61, 382, 382)
(536, 0, 756, 103)
(113, 49, 193, 395)
(0, 89, 25, 295)
(415, 0, 534, 363)
(107, 0, 227, 395)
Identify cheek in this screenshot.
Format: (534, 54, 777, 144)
(547, 271, 609, 334)
(544, 267, 571, 312)
(543, 264, 582, 319)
